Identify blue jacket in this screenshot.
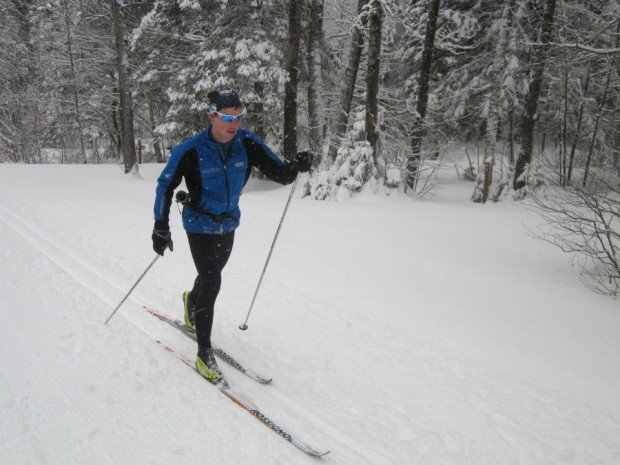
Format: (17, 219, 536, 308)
(154, 127, 298, 235)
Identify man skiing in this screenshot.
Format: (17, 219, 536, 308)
(152, 88, 312, 384)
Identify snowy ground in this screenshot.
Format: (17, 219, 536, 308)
(0, 162, 618, 465)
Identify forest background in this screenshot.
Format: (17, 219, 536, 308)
(1, 0, 618, 295)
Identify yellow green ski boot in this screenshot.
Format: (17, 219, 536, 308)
(196, 349, 226, 386)
(182, 291, 195, 330)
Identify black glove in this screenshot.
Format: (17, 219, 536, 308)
(152, 227, 173, 256)
(294, 151, 313, 172)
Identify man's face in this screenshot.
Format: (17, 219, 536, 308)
(209, 107, 244, 143)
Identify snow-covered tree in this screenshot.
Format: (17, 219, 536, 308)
(471, 0, 517, 203)
(306, 0, 325, 158)
(365, 0, 383, 162)
(2, 0, 617, 216)
(283, 0, 303, 160)
(111, 0, 137, 174)
(513, 0, 558, 193)
(307, 107, 379, 199)
(326, 0, 369, 161)
(403, 0, 442, 191)
(0, 0, 42, 163)
(131, 0, 289, 146)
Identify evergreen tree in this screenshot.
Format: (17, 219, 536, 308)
(131, 0, 289, 145)
(306, 0, 325, 158)
(513, 0, 558, 193)
(0, 0, 41, 162)
(283, 0, 303, 159)
(326, 0, 369, 161)
(111, 0, 137, 174)
(404, 0, 442, 191)
(365, 0, 383, 163)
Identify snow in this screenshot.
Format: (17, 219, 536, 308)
(0, 163, 618, 465)
(178, 0, 201, 11)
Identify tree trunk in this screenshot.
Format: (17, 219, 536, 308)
(560, 55, 569, 186)
(479, 0, 514, 203)
(365, 0, 383, 166)
(327, 0, 369, 161)
(253, 81, 266, 140)
(137, 139, 142, 164)
(252, 1, 267, 141)
(567, 62, 591, 184)
(508, 105, 515, 164)
(58, 103, 67, 163)
(283, 0, 302, 160)
(108, 71, 121, 158)
(583, 64, 612, 187)
(111, 0, 137, 174)
(307, 0, 324, 159)
(147, 93, 163, 163)
(405, 0, 441, 191)
(582, 21, 618, 187)
(14, 98, 25, 162)
(513, 0, 557, 191)
(6, 1, 33, 163)
(60, 0, 87, 164)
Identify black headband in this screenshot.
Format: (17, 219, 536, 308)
(208, 89, 243, 112)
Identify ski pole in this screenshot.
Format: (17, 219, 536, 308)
(239, 177, 299, 331)
(104, 254, 160, 325)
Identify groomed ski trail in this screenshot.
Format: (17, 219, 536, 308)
(142, 305, 399, 465)
(0, 216, 247, 464)
(0, 203, 395, 465)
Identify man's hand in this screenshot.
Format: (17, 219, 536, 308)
(152, 228, 173, 256)
(294, 151, 313, 172)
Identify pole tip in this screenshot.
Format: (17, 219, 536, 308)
(239, 324, 248, 331)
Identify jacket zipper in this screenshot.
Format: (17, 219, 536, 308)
(216, 144, 231, 213)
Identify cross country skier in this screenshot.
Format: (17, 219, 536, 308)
(151, 89, 312, 383)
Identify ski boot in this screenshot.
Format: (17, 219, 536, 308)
(196, 348, 226, 386)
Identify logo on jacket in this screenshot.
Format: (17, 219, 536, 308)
(235, 162, 245, 168)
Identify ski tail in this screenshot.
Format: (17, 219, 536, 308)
(154, 338, 328, 457)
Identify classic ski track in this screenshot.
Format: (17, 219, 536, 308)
(0, 205, 330, 456)
(0, 214, 330, 460)
(142, 307, 397, 465)
(0, 204, 394, 464)
(0, 210, 186, 463)
(153, 338, 330, 457)
(268, 385, 395, 465)
(0, 204, 131, 312)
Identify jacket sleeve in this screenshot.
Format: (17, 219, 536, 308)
(242, 133, 298, 185)
(153, 147, 186, 229)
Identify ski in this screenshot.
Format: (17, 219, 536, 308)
(142, 306, 272, 385)
(154, 338, 329, 457)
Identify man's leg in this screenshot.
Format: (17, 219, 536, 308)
(186, 231, 235, 351)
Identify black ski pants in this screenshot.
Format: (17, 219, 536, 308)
(187, 230, 235, 352)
